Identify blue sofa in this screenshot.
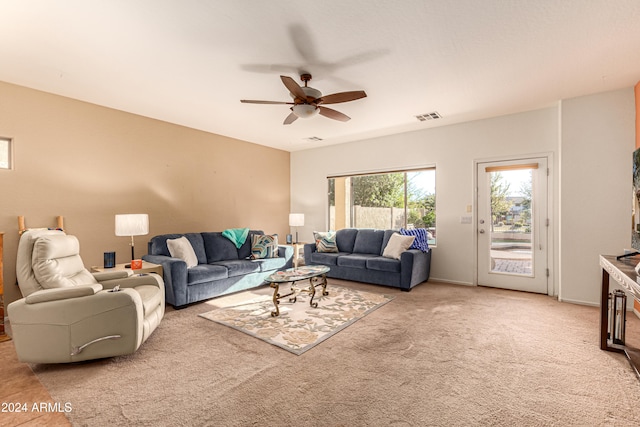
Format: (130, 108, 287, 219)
(143, 231, 293, 308)
(304, 228, 430, 291)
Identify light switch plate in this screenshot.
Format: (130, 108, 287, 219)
(460, 216, 472, 224)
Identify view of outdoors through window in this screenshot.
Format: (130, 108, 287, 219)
(490, 168, 533, 275)
(0, 138, 10, 169)
(328, 169, 436, 244)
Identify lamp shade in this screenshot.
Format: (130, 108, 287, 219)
(115, 214, 149, 236)
(289, 213, 304, 227)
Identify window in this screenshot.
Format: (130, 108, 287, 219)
(328, 168, 436, 244)
(0, 137, 12, 169)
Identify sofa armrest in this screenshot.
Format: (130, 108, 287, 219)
(303, 243, 317, 265)
(278, 245, 294, 269)
(400, 249, 431, 289)
(143, 254, 187, 307)
(25, 284, 104, 304)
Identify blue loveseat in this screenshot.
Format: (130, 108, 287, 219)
(143, 231, 293, 308)
(304, 228, 430, 291)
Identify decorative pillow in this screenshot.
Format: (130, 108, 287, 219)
(314, 231, 339, 253)
(251, 234, 279, 259)
(382, 233, 415, 260)
(399, 228, 430, 252)
(167, 236, 198, 268)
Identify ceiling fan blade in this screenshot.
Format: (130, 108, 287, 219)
(316, 91, 367, 105)
(318, 106, 351, 122)
(283, 111, 298, 125)
(280, 75, 308, 101)
(240, 100, 293, 105)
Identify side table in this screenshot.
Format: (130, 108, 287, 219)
(92, 261, 163, 277)
(281, 242, 307, 268)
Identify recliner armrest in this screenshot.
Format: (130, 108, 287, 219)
(92, 270, 131, 281)
(100, 273, 164, 290)
(25, 284, 103, 304)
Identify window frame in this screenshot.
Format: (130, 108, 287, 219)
(327, 166, 436, 244)
(0, 137, 13, 170)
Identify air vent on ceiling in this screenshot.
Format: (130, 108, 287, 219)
(415, 112, 442, 121)
(305, 136, 323, 141)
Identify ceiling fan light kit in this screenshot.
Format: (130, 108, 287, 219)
(240, 73, 367, 125)
(292, 104, 319, 118)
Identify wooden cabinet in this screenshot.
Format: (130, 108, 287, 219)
(0, 232, 9, 342)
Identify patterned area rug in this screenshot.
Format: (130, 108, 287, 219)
(199, 285, 394, 355)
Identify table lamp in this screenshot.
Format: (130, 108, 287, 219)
(115, 214, 149, 267)
(289, 213, 304, 243)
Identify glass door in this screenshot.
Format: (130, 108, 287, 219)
(477, 157, 549, 294)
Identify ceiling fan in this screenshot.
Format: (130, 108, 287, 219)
(240, 74, 367, 125)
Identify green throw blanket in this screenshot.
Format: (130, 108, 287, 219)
(222, 227, 250, 249)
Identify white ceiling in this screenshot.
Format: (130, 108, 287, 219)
(2, 1, 640, 152)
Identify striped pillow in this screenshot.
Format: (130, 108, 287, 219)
(399, 228, 430, 252)
(250, 234, 279, 259)
(314, 231, 339, 253)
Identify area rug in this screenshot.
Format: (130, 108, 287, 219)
(198, 285, 394, 355)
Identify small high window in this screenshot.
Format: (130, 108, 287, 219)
(0, 137, 12, 169)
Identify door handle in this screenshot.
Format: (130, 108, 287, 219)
(479, 229, 485, 234)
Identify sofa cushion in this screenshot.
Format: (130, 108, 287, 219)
(148, 233, 207, 264)
(366, 256, 401, 273)
(203, 232, 239, 262)
(353, 229, 386, 255)
(167, 236, 198, 268)
(239, 230, 264, 260)
(251, 234, 279, 259)
(382, 233, 415, 260)
(313, 231, 338, 253)
(335, 228, 358, 253)
(337, 253, 379, 268)
(187, 264, 229, 285)
(222, 227, 250, 249)
(213, 260, 261, 278)
(252, 257, 287, 272)
(309, 252, 345, 266)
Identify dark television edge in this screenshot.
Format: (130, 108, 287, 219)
(621, 147, 640, 259)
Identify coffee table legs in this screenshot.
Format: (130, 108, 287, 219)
(269, 274, 328, 317)
(270, 282, 281, 317)
(308, 274, 328, 309)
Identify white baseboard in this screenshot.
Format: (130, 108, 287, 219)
(429, 277, 474, 287)
(557, 297, 599, 307)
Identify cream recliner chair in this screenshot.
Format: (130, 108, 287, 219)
(8, 229, 165, 363)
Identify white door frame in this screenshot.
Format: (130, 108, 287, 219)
(473, 152, 555, 296)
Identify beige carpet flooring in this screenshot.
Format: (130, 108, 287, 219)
(29, 280, 640, 426)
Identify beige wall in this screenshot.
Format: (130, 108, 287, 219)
(292, 106, 559, 288)
(0, 81, 290, 306)
(291, 87, 636, 306)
